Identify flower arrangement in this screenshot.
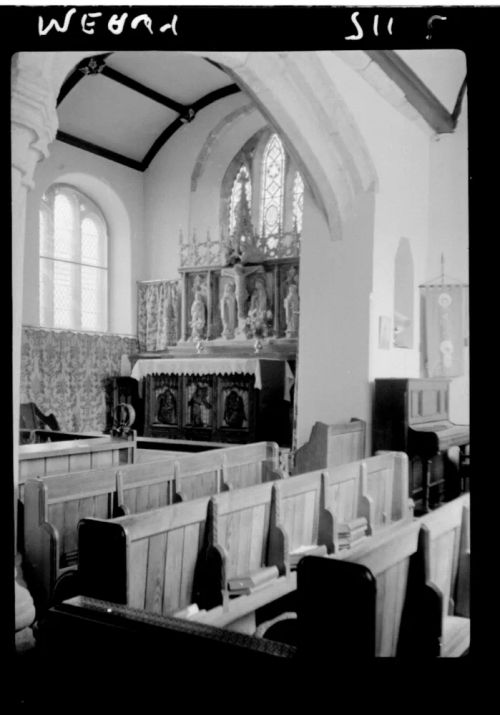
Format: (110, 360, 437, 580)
(245, 309, 273, 339)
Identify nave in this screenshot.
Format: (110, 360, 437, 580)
(10, 41, 470, 703)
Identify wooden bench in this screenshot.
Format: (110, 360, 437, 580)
(174, 441, 279, 501)
(78, 480, 291, 625)
(278, 451, 412, 559)
(19, 433, 136, 489)
(418, 493, 470, 656)
(293, 418, 366, 474)
(276, 494, 470, 657)
(36, 595, 297, 705)
(23, 442, 280, 609)
(77, 451, 411, 634)
(24, 470, 119, 609)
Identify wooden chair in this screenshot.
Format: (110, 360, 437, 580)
(20, 402, 60, 431)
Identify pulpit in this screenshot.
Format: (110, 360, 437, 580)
(132, 356, 294, 447)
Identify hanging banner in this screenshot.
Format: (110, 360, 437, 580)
(421, 285, 465, 378)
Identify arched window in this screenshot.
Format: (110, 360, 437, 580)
(39, 184, 108, 331)
(224, 130, 304, 260)
(260, 134, 285, 248)
(229, 164, 252, 243)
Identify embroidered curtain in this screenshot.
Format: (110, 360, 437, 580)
(420, 284, 468, 378)
(137, 280, 181, 352)
(20, 326, 138, 432)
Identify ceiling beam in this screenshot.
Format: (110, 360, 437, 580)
(366, 50, 457, 134)
(56, 130, 143, 172)
(141, 83, 242, 170)
(101, 65, 187, 115)
(57, 53, 112, 106)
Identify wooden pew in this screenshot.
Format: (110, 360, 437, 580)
(19, 433, 136, 489)
(23, 442, 281, 610)
(293, 418, 366, 474)
(173, 441, 280, 501)
(36, 596, 297, 707)
(78, 480, 291, 626)
(294, 520, 422, 657)
(23, 471, 118, 609)
(275, 494, 469, 657)
(78, 495, 214, 614)
(418, 493, 470, 656)
(78, 451, 411, 635)
(278, 452, 412, 560)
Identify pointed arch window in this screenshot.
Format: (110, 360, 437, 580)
(223, 130, 304, 261)
(39, 184, 108, 331)
(261, 134, 285, 247)
(229, 164, 252, 239)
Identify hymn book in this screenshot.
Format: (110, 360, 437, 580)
(337, 516, 368, 549)
(227, 565, 279, 595)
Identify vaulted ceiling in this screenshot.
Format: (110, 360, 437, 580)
(56, 51, 241, 171)
(56, 50, 467, 173)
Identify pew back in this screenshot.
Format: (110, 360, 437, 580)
(117, 460, 177, 514)
(279, 470, 322, 552)
(337, 520, 420, 656)
(79, 498, 210, 615)
(212, 481, 280, 582)
(294, 419, 365, 474)
(419, 493, 470, 655)
(174, 441, 280, 501)
(222, 441, 279, 490)
(24, 473, 117, 606)
(19, 435, 136, 487)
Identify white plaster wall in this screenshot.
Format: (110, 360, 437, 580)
(427, 101, 469, 424)
(321, 51, 469, 425)
(143, 93, 261, 280)
(320, 52, 431, 382)
(23, 140, 144, 336)
(296, 188, 375, 448)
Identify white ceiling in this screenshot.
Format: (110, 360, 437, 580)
(57, 51, 236, 166)
(56, 50, 467, 169)
(58, 73, 178, 162)
(396, 49, 466, 113)
(107, 51, 232, 105)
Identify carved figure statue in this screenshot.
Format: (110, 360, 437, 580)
(233, 260, 248, 322)
(223, 389, 246, 429)
(284, 283, 300, 338)
(157, 388, 177, 425)
(188, 385, 212, 426)
(190, 290, 206, 340)
(250, 277, 268, 321)
(220, 282, 237, 339)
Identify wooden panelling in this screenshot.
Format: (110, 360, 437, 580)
(294, 419, 366, 474)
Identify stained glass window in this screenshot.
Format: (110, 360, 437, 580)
(229, 164, 252, 236)
(39, 185, 108, 331)
(261, 134, 285, 246)
(225, 131, 304, 259)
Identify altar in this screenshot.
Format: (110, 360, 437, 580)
(132, 356, 295, 446)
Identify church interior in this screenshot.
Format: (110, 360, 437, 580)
(11, 47, 470, 691)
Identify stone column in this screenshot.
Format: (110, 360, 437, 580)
(11, 50, 96, 639)
(11, 53, 60, 636)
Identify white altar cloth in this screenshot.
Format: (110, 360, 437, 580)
(131, 357, 275, 390)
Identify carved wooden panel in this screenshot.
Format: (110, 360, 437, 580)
(184, 376, 215, 429)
